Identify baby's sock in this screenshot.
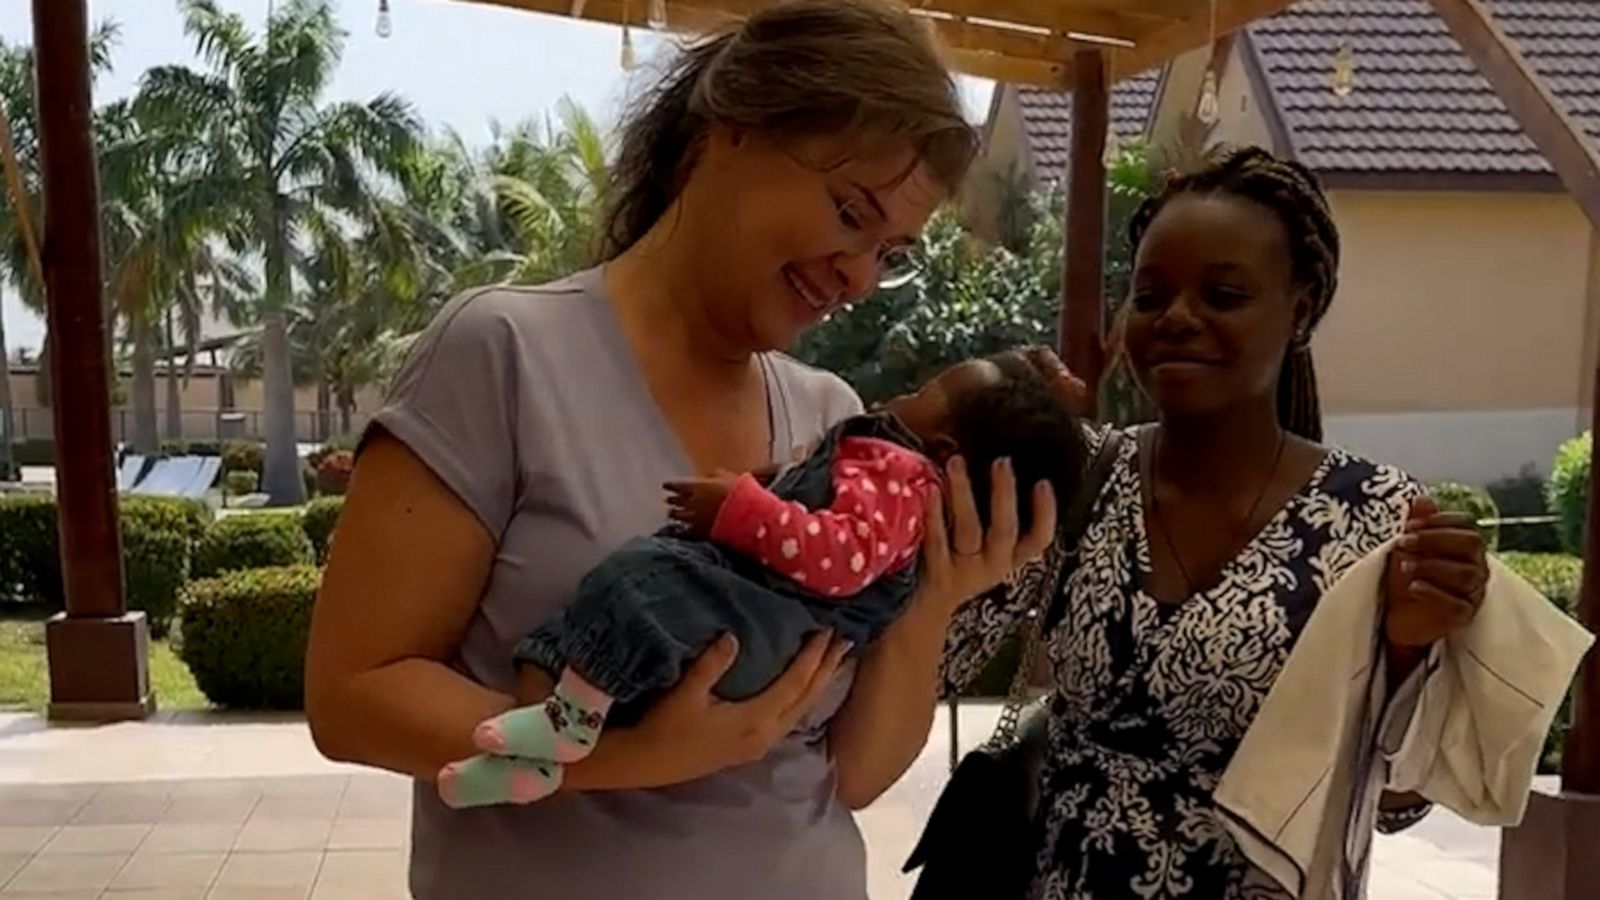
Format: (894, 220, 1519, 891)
(437, 755, 562, 809)
(473, 668, 613, 763)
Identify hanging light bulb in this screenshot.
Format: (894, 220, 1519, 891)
(648, 0, 668, 30)
(1196, 69, 1220, 125)
(1331, 42, 1355, 98)
(620, 25, 637, 70)
(375, 0, 392, 38)
(1102, 125, 1121, 167)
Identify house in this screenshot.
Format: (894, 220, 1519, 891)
(968, 0, 1600, 486)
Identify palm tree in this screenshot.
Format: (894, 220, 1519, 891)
(136, 0, 419, 505)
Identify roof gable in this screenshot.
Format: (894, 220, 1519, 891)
(1248, 0, 1600, 175)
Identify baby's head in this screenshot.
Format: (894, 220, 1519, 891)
(884, 351, 1087, 531)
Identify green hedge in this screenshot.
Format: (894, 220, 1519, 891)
(0, 494, 63, 604)
(222, 440, 264, 478)
(1548, 433, 1591, 557)
(1488, 467, 1561, 553)
(303, 497, 345, 563)
(1428, 481, 1500, 552)
(177, 565, 320, 709)
(224, 471, 259, 496)
(0, 494, 210, 636)
(194, 514, 314, 579)
(1498, 552, 1584, 773)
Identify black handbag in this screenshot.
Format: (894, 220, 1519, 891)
(902, 431, 1125, 900)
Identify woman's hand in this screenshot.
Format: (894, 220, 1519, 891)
(1384, 496, 1489, 674)
(918, 455, 1059, 615)
(564, 630, 851, 791)
(1020, 346, 1092, 414)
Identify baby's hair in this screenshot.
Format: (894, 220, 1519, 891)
(946, 351, 1088, 532)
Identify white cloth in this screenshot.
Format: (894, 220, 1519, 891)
(1214, 539, 1593, 899)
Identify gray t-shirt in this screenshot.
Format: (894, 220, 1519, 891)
(370, 267, 868, 899)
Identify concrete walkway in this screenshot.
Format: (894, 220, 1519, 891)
(0, 707, 1503, 899)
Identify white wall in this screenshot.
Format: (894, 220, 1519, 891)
(1325, 408, 1589, 486)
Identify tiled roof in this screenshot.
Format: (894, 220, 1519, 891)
(1248, 0, 1600, 175)
(1017, 69, 1161, 183)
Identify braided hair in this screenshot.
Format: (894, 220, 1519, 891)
(1126, 145, 1340, 442)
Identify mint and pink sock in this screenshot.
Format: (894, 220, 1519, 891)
(473, 669, 613, 764)
(437, 755, 562, 809)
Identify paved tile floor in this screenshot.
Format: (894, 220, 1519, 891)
(0, 708, 1505, 898)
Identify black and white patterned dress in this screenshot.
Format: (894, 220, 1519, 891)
(941, 428, 1425, 900)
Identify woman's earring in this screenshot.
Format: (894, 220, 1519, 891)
(1291, 326, 1312, 349)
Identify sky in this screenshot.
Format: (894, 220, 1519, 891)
(0, 0, 994, 352)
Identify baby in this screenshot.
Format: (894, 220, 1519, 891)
(439, 350, 1086, 807)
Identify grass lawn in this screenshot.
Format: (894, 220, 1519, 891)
(0, 603, 208, 713)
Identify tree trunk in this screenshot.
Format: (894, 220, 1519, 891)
(163, 306, 182, 441)
(129, 314, 159, 455)
(260, 201, 306, 506)
(316, 377, 331, 442)
(337, 385, 354, 438)
(0, 284, 15, 480)
(35, 330, 51, 407)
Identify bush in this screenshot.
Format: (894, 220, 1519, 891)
(1549, 433, 1591, 556)
(159, 439, 221, 457)
(177, 565, 320, 709)
(1428, 481, 1500, 551)
(13, 438, 53, 467)
(0, 495, 62, 605)
(1498, 552, 1584, 772)
(0, 495, 209, 634)
(316, 450, 354, 496)
(1488, 467, 1561, 553)
(194, 514, 314, 579)
(1498, 552, 1582, 613)
(222, 440, 264, 478)
(119, 497, 200, 636)
(224, 470, 260, 496)
(303, 497, 345, 563)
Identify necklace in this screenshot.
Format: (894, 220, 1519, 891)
(1149, 427, 1289, 597)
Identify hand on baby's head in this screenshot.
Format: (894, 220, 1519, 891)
(945, 351, 1089, 530)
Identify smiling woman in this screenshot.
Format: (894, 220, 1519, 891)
(302, 3, 990, 899)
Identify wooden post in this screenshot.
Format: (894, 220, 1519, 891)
(1059, 47, 1108, 411)
(34, 0, 151, 721)
(1565, 362, 1600, 793)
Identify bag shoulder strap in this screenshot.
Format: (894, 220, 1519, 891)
(987, 428, 1127, 748)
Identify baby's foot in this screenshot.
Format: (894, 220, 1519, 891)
(437, 755, 562, 808)
(473, 670, 613, 763)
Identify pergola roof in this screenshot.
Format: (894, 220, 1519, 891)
(452, 0, 1298, 88)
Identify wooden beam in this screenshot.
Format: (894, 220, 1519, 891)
(34, 0, 150, 721)
(942, 48, 1068, 89)
(32, 0, 123, 620)
(1106, 0, 1294, 84)
(1426, 0, 1600, 231)
(1060, 48, 1107, 407)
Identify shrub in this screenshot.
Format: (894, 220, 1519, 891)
(0, 495, 209, 633)
(316, 450, 354, 496)
(1428, 481, 1500, 551)
(1488, 466, 1561, 553)
(177, 565, 320, 709)
(303, 497, 345, 563)
(1498, 552, 1582, 613)
(222, 440, 264, 478)
(0, 495, 62, 605)
(224, 470, 260, 497)
(1548, 433, 1591, 556)
(13, 438, 54, 467)
(159, 439, 221, 458)
(1498, 552, 1584, 773)
(194, 514, 314, 579)
(119, 497, 198, 636)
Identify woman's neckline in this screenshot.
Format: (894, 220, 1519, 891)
(1131, 424, 1338, 609)
(581, 266, 789, 471)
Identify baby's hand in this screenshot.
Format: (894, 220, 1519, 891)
(665, 471, 740, 538)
